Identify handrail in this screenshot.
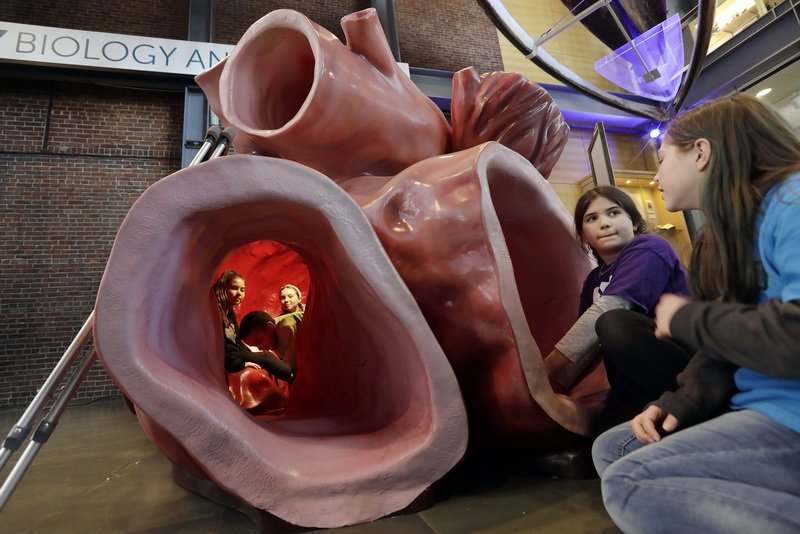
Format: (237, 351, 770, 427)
(0, 347, 98, 511)
(0, 311, 95, 472)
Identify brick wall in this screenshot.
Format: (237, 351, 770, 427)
(214, 0, 371, 44)
(2, 0, 190, 38)
(0, 78, 183, 409)
(395, 0, 503, 73)
(0, 0, 503, 410)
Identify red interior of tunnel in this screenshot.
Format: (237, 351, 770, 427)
(217, 240, 310, 318)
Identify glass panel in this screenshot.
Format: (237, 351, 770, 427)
(594, 14, 684, 102)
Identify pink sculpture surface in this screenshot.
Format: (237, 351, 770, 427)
(342, 143, 602, 448)
(94, 156, 469, 528)
(451, 68, 570, 180)
(197, 8, 451, 181)
(93, 7, 607, 529)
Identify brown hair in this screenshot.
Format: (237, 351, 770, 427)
(573, 185, 647, 263)
(665, 93, 800, 303)
(213, 269, 245, 327)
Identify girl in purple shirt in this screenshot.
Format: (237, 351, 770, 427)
(544, 186, 690, 436)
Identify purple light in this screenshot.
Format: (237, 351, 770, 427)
(649, 128, 661, 139)
(594, 14, 683, 102)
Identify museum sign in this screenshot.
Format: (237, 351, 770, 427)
(0, 21, 234, 76)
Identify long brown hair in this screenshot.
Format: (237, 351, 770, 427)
(666, 93, 800, 303)
(573, 186, 647, 264)
(213, 269, 245, 327)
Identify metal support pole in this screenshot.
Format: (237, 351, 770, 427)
(535, 0, 607, 47)
(189, 124, 222, 166)
(208, 127, 235, 160)
(604, 2, 661, 81)
(0, 311, 94, 472)
(0, 348, 98, 512)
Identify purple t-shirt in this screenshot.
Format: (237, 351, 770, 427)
(579, 233, 690, 316)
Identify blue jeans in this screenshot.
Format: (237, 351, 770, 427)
(591, 410, 800, 534)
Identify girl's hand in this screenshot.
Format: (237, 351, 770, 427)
(552, 394, 604, 437)
(631, 405, 680, 443)
(544, 349, 571, 392)
(243, 361, 261, 370)
(654, 294, 691, 338)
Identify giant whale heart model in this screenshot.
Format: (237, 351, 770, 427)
(93, 7, 608, 529)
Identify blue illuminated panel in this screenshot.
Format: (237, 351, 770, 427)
(594, 14, 683, 102)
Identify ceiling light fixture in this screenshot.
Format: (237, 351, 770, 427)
(756, 88, 772, 97)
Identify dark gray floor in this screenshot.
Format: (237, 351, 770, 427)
(0, 398, 621, 533)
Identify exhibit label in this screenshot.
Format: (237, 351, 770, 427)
(0, 22, 234, 76)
